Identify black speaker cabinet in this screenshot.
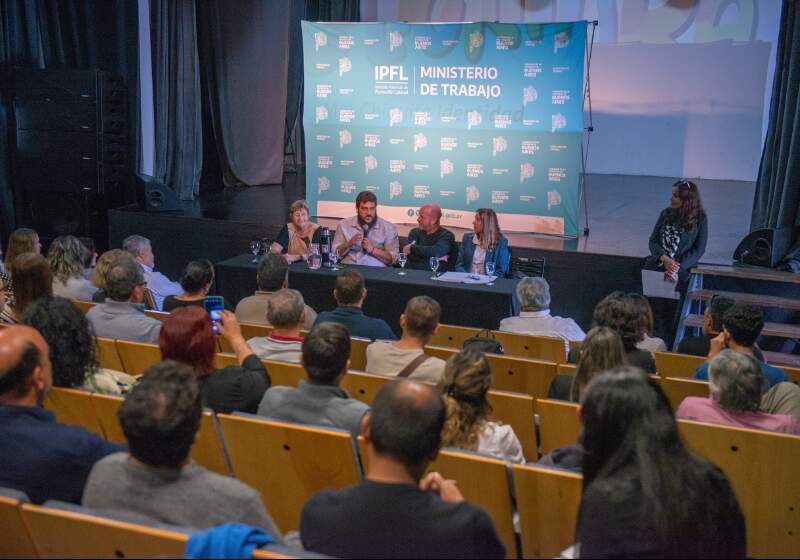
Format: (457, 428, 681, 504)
(135, 175, 183, 212)
(733, 227, 796, 268)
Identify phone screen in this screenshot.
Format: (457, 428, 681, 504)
(204, 296, 224, 335)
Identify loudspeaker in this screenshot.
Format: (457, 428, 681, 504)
(733, 227, 796, 268)
(136, 175, 183, 212)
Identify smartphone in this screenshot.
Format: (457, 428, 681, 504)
(204, 296, 224, 335)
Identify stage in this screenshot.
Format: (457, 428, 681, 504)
(108, 172, 755, 334)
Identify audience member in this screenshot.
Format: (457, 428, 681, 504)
(122, 234, 181, 310)
(5, 228, 41, 274)
(761, 381, 800, 423)
(678, 350, 800, 434)
(547, 326, 626, 402)
(248, 289, 305, 363)
(0, 253, 53, 324)
(314, 270, 396, 340)
(439, 349, 524, 463)
(455, 208, 510, 277)
(365, 296, 445, 382)
(499, 277, 585, 357)
(0, 325, 122, 503)
(47, 235, 98, 301)
(402, 204, 456, 271)
(163, 259, 231, 312)
(577, 366, 745, 558)
(677, 295, 736, 357)
(86, 259, 161, 343)
(82, 361, 282, 537)
(301, 379, 505, 558)
(628, 293, 667, 353)
(694, 304, 788, 387)
(235, 253, 317, 329)
(269, 199, 322, 263)
(257, 323, 367, 437)
(333, 190, 398, 267)
(78, 236, 98, 280)
(160, 307, 270, 414)
(23, 297, 136, 395)
(91, 249, 135, 303)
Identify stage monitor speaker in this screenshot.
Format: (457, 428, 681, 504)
(136, 175, 182, 212)
(733, 227, 795, 268)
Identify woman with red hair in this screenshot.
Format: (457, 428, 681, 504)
(159, 306, 270, 414)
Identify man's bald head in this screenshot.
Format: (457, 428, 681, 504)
(367, 379, 445, 473)
(417, 204, 442, 234)
(0, 326, 52, 403)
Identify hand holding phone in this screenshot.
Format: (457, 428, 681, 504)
(204, 296, 225, 335)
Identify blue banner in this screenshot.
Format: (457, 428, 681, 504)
(302, 21, 587, 236)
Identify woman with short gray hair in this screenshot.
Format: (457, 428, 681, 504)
(676, 349, 800, 434)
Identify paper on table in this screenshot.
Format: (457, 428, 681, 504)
(436, 272, 494, 285)
(641, 270, 680, 300)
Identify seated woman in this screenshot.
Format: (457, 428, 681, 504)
(47, 235, 98, 302)
(628, 293, 667, 353)
(577, 366, 745, 558)
(269, 199, 322, 264)
(163, 259, 231, 312)
(677, 350, 800, 434)
(159, 307, 271, 414)
(22, 297, 136, 394)
(91, 249, 135, 303)
(455, 208, 510, 277)
(4, 228, 42, 300)
(439, 349, 525, 464)
(0, 253, 53, 324)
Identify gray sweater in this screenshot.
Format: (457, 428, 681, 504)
(82, 452, 282, 542)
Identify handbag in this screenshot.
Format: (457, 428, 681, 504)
(462, 329, 504, 355)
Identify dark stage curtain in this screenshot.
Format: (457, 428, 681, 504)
(752, 0, 800, 230)
(150, 0, 202, 200)
(0, 0, 137, 239)
(197, 0, 291, 187)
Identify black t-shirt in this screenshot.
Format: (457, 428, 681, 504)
(406, 227, 456, 270)
(200, 355, 271, 414)
(301, 480, 505, 559)
(274, 224, 323, 253)
(162, 295, 233, 313)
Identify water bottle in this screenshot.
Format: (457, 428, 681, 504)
(320, 227, 331, 267)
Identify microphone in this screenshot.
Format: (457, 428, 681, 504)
(362, 223, 370, 252)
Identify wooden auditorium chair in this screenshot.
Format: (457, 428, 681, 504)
(70, 299, 95, 314)
(491, 331, 567, 364)
(0, 487, 37, 558)
(95, 336, 125, 372)
(43, 386, 105, 438)
(536, 399, 581, 454)
(115, 340, 162, 376)
(654, 351, 705, 378)
(658, 377, 710, 411)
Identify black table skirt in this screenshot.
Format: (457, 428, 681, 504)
(216, 254, 519, 335)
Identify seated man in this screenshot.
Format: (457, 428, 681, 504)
(679, 350, 799, 434)
(694, 304, 788, 388)
(235, 253, 317, 329)
(366, 296, 446, 383)
(86, 258, 162, 344)
(0, 326, 122, 504)
(83, 361, 283, 538)
(402, 204, 455, 271)
(248, 288, 305, 363)
(314, 270, 396, 341)
(677, 295, 735, 357)
(499, 276, 585, 356)
(300, 379, 505, 559)
(122, 235, 180, 311)
(333, 191, 398, 267)
(257, 323, 369, 437)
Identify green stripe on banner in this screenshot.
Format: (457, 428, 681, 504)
(302, 21, 587, 237)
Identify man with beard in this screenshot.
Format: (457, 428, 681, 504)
(333, 191, 399, 267)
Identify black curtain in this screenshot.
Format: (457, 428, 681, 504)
(752, 0, 800, 230)
(0, 0, 137, 240)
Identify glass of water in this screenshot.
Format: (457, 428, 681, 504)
(429, 256, 440, 279)
(330, 248, 341, 270)
(398, 252, 407, 275)
(308, 252, 322, 270)
(249, 239, 261, 263)
(485, 260, 496, 277)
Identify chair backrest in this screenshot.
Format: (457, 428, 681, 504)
(0, 494, 37, 558)
(510, 255, 546, 278)
(213, 354, 307, 388)
(43, 387, 105, 438)
(95, 337, 124, 372)
(143, 310, 170, 322)
(423, 344, 458, 361)
(216, 414, 361, 533)
(513, 464, 582, 559)
(654, 351, 705, 378)
(349, 337, 370, 371)
(91, 393, 126, 444)
(193, 411, 233, 476)
(340, 371, 391, 406)
(557, 363, 577, 375)
(537, 399, 580, 454)
(142, 287, 156, 310)
(220, 322, 275, 353)
(429, 449, 517, 559)
(484, 354, 558, 413)
(491, 331, 566, 363)
(21, 503, 188, 558)
(71, 299, 95, 314)
(116, 339, 162, 376)
(782, 364, 800, 384)
(427, 324, 484, 349)
(677, 419, 800, 558)
(659, 377, 710, 411)
(485, 390, 537, 462)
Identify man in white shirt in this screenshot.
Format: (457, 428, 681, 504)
(366, 296, 446, 383)
(333, 191, 398, 267)
(499, 276, 585, 358)
(122, 235, 181, 311)
(247, 289, 305, 363)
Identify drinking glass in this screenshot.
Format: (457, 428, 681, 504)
(330, 248, 341, 270)
(485, 261, 496, 277)
(398, 252, 407, 275)
(429, 256, 440, 279)
(308, 252, 322, 270)
(249, 239, 261, 263)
